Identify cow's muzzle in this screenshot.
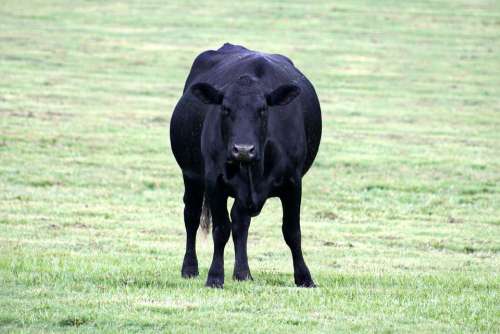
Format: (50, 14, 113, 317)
(231, 144, 256, 163)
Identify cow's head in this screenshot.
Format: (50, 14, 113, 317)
(191, 75, 300, 165)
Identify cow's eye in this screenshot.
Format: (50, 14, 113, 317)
(221, 106, 231, 117)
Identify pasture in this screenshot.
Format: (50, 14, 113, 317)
(0, 0, 499, 332)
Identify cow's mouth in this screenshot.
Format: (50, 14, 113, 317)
(224, 159, 257, 179)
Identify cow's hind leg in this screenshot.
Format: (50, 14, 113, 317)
(231, 202, 252, 281)
(280, 178, 315, 287)
(181, 174, 204, 278)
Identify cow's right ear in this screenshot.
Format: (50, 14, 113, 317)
(190, 83, 223, 105)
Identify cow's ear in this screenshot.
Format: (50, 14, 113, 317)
(266, 84, 301, 106)
(191, 83, 223, 105)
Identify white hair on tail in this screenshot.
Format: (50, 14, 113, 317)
(200, 195, 211, 234)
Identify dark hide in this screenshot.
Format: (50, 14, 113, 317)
(170, 43, 322, 288)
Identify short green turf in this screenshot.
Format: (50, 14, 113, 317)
(1, 0, 499, 333)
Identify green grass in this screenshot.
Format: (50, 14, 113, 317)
(1, 0, 499, 332)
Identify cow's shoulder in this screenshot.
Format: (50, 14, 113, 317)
(191, 50, 224, 73)
(268, 53, 294, 67)
(183, 49, 227, 92)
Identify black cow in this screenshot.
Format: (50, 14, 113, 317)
(170, 43, 322, 288)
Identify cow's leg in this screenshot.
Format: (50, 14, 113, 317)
(206, 191, 231, 288)
(181, 175, 204, 278)
(280, 179, 315, 287)
(231, 202, 252, 281)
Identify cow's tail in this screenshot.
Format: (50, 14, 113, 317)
(200, 195, 211, 235)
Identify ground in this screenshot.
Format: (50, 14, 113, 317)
(0, 0, 499, 333)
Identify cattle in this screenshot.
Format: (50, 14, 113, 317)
(170, 43, 322, 288)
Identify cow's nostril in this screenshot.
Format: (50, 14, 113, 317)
(232, 144, 256, 162)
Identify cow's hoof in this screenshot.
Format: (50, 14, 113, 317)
(205, 275, 224, 288)
(296, 280, 316, 288)
(295, 275, 316, 288)
(233, 270, 253, 281)
(181, 266, 199, 278)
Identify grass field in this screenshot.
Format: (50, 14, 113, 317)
(1, 0, 500, 333)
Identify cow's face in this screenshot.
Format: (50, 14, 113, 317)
(191, 76, 300, 166)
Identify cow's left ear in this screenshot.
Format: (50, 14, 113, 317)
(191, 82, 223, 105)
(266, 84, 301, 106)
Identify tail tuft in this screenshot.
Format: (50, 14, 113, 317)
(200, 195, 211, 234)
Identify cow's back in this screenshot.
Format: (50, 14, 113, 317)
(185, 43, 303, 94)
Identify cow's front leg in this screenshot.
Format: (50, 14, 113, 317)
(280, 178, 315, 287)
(231, 202, 252, 281)
(181, 175, 204, 278)
(206, 191, 231, 288)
